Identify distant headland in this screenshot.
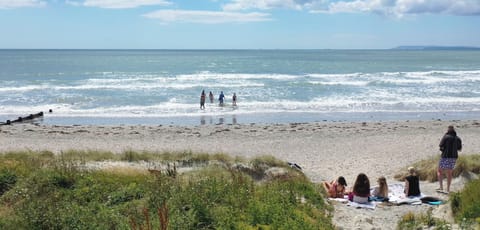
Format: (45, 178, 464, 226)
(392, 46, 480, 50)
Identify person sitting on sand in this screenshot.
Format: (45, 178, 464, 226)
(348, 173, 370, 204)
(323, 176, 347, 198)
(218, 91, 225, 106)
(405, 166, 421, 197)
(371, 176, 389, 201)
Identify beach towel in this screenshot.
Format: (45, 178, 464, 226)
(328, 197, 377, 210)
(328, 198, 349, 203)
(386, 183, 423, 205)
(328, 184, 442, 209)
(347, 201, 376, 209)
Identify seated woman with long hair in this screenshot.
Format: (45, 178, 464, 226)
(348, 173, 371, 204)
(372, 176, 389, 201)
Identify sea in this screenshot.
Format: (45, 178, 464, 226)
(1, 49, 479, 125)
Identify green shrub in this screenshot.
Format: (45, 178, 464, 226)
(0, 150, 334, 229)
(0, 169, 17, 196)
(451, 178, 480, 223)
(397, 209, 451, 230)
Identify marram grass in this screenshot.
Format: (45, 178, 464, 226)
(0, 150, 333, 230)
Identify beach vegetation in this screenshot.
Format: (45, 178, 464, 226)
(397, 209, 451, 230)
(394, 154, 480, 182)
(0, 150, 333, 229)
(451, 178, 480, 227)
(0, 169, 16, 196)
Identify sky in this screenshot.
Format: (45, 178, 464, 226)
(0, 0, 479, 49)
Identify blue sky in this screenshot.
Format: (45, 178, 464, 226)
(1, 0, 479, 49)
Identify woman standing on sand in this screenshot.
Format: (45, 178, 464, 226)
(348, 173, 370, 204)
(200, 90, 206, 110)
(437, 125, 462, 193)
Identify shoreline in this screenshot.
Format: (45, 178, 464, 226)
(1, 110, 480, 126)
(1, 119, 479, 229)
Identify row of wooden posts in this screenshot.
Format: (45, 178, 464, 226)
(0, 110, 52, 126)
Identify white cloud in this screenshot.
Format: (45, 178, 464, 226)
(223, 0, 327, 11)
(222, 0, 480, 16)
(143, 10, 272, 24)
(314, 0, 480, 17)
(68, 0, 171, 9)
(0, 0, 46, 9)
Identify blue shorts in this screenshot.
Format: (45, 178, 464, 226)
(439, 158, 456, 170)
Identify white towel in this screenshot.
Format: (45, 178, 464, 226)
(387, 183, 424, 205)
(347, 201, 376, 209)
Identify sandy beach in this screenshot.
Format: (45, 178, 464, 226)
(1, 119, 479, 229)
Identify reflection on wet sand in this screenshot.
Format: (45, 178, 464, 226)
(199, 115, 237, 125)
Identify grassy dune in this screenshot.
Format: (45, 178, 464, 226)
(0, 150, 333, 230)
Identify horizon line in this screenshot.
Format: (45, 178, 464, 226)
(1, 46, 479, 51)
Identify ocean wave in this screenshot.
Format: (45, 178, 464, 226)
(0, 82, 265, 92)
(3, 70, 479, 93)
(175, 72, 301, 81)
(308, 80, 368, 86)
(1, 69, 479, 118)
(307, 70, 480, 86)
(2, 96, 480, 118)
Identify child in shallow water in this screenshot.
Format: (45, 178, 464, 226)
(323, 176, 347, 198)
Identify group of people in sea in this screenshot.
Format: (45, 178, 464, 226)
(200, 90, 237, 110)
(323, 125, 462, 203)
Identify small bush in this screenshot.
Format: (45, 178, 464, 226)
(51, 173, 75, 189)
(451, 178, 480, 223)
(397, 209, 451, 230)
(0, 169, 17, 196)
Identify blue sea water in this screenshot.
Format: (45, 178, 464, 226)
(1, 49, 479, 125)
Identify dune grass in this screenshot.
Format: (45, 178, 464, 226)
(397, 209, 451, 230)
(451, 178, 480, 226)
(394, 154, 480, 182)
(0, 150, 333, 230)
